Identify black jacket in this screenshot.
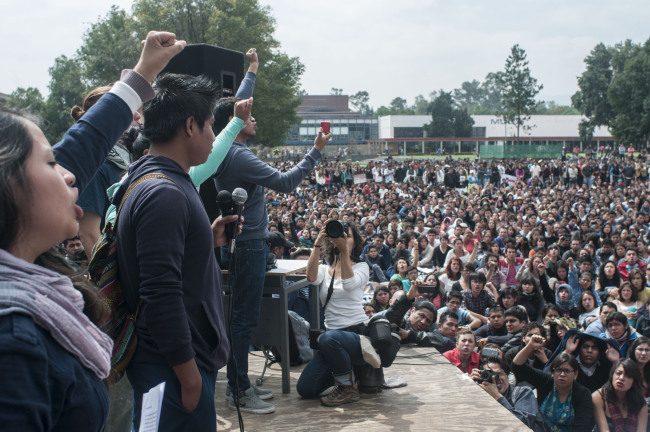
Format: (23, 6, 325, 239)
(384, 295, 455, 353)
(512, 362, 595, 432)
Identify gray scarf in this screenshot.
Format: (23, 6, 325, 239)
(107, 143, 131, 171)
(0, 249, 112, 379)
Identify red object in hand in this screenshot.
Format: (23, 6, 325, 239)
(320, 121, 331, 134)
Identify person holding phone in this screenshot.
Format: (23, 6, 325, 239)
(213, 94, 331, 412)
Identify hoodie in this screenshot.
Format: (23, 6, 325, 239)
(115, 155, 229, 372)
(545, 329, 619, 392)
(555, 283, 580, 319)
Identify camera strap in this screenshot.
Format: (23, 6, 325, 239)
(322, 256, 339, 311)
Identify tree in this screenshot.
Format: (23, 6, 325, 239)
(77, 6, 141, 88)
(330, 87, 343, 95)
(499, 44, 543, 141)
(349, 90, 371, 114)
(573, 38, 650, 145)
(389, 97, 409, 112)
(375, 96, 415, 116)
(578, 120, 594, 146)
(607, 40, 650, 144)
(412, 94, 429, 115)
(476, 72, 504, 114)
(532, 101, 579, 115)
(425, 91, 474, 137)
(571, 43, 614, 128)
(42, 55, 86, 143)
(35, 0, 303, 147)
(7, 87, 45, 114)
(453, 80, 485, 112)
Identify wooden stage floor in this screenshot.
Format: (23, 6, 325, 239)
(214, 346, 528, 431)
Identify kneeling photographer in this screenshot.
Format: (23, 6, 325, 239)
(297, 219, 371, 407)
(470, 358, 546, 431)
(297, 219, 406, 407)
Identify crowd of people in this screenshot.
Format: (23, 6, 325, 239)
(265, 148, 650, 429)
(4, 26, 650, 432)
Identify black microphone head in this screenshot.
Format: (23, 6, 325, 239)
(216, 190, 232, 204)
(232, 188, 248, 205)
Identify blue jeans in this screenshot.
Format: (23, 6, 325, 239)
(296, 330, 365, 398)
(127, 363, 217, 432)
(221, 238, 269, 393)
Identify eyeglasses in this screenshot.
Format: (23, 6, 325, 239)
(553, 368, 575, 376)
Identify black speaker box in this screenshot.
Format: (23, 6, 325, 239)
(159, 43, 245, 97)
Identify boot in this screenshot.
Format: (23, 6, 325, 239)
(320, 383, 360, 406)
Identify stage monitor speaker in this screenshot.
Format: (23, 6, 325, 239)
(160, 44, 245, 242)
(159, 43, 245, 97)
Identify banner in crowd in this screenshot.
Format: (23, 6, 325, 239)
(502, 174, 517, 187)
(354, 174, 367, 184)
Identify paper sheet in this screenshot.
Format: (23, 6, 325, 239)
(139, 381, 166, 432)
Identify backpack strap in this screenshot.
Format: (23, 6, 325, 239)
(115, 173, 178, 224)
(114, 172, 180, 319)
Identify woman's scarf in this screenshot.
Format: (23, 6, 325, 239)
(606, 327, 633, 352)
(0, 249, 112, 379)
(540, 386, 575, 432)
(606, 390, 639, 432)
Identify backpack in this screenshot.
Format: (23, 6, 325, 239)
(271, 311, 313, 366)
(88, 173, 177, 384)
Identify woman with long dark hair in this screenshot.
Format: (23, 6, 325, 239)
(298, 220, 371, 406)
(0, 32, 180, 430)
(517, 276, 543, 322)
(577, 291, 600, 328)
(596, 260, 622, 300)
(370, 285, 390, 312)
(592, 359, 648, 432)
(629, 337, 650, 397)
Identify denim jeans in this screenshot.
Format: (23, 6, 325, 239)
(296, 330, 365, 398)
(127, 362, 217, 432)
(221, 238, 269, 393)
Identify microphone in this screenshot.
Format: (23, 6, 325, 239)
(229, 188, 248, 253)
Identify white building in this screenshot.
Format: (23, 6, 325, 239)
(378, 114, 612, 139)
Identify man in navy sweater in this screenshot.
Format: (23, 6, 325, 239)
(213, 97, 330, 413)
(116, 74, 246, 431)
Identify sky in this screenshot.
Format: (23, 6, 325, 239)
(2, 0, 649, 109)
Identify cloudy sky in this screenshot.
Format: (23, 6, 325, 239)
(2, 0, 649, 109)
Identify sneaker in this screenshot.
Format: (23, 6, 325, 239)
(228, 387, 276, 414)
(320, 384, 360, 407)
(225, 385, 274, 401)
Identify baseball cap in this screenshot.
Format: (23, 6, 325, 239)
(267, 231, 293, 249)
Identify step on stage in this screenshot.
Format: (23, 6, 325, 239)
(215, 346, 528, 431)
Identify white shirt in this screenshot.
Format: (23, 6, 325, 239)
(313, 262, 369, 330)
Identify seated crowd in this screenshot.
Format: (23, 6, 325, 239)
(260, 152, 650, 431)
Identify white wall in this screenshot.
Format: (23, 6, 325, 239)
(378, 115, 612, 139)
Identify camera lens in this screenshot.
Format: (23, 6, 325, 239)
(325, 220, 345, 238)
